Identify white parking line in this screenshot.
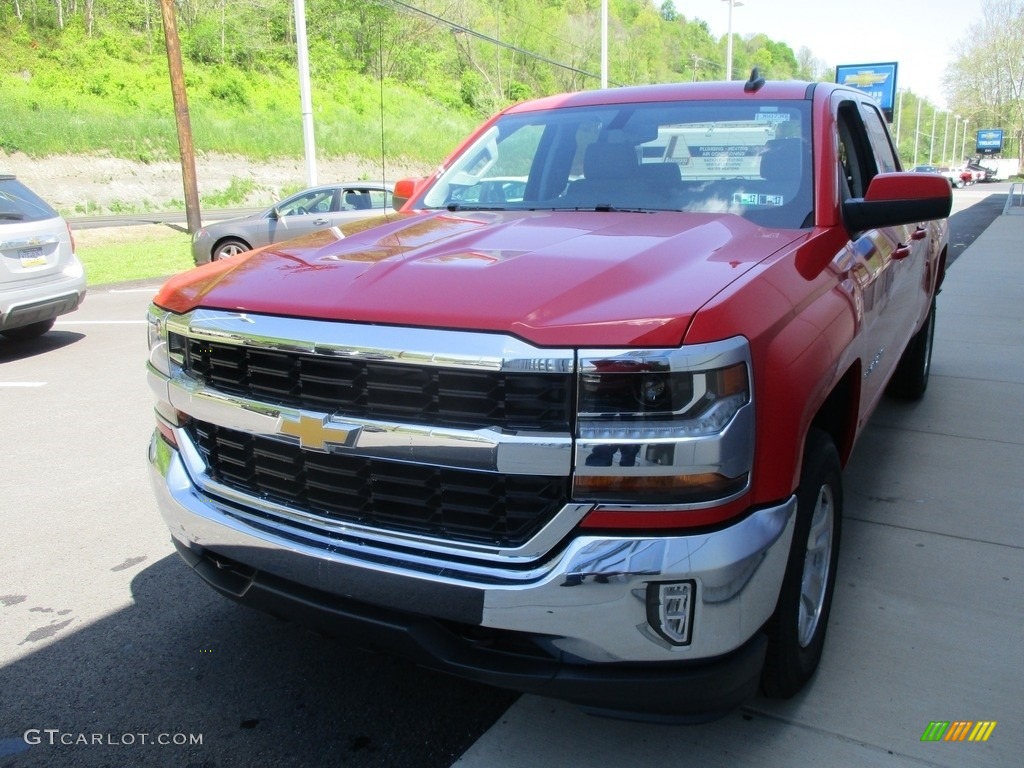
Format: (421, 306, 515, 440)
(0, 382, 46, 388)
(54, 320, 148, 325)
(109, 288, 160, 293)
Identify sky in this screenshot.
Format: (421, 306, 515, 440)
(674, 0, 987, 108)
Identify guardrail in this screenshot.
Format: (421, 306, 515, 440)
(1004, 182, 1024, 214)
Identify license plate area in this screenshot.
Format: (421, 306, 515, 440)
(19, 247, 47, 268)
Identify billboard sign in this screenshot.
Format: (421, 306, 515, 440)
(835, 62, 898, 121)
(976, 129, 1004, 155)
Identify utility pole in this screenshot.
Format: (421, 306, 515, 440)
(159, 0, 201, 234)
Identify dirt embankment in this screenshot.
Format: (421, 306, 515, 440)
(1, 150, 433, 214)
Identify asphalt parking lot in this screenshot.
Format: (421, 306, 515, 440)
(1, 187, 1021, 767)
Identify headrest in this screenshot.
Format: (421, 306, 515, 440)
(345, 192, 371, 209)
(759, 138, 803, 183)
(584, 142, 638, 182)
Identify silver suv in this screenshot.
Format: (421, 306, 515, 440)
(1, 175, 86, 340)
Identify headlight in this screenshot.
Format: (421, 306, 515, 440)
(147, 305, 185, 377)
(579, 362, 748, 435)
(147, 305, 171, 376)
(574, 337, 753, 505)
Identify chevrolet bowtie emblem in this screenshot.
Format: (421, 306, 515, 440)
(277, 412, 360, 452)
(843, 71, 890, 87)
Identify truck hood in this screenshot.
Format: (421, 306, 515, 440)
(157, 210, 804, 347)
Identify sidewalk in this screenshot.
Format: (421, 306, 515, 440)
(454, 215, 1024, 767)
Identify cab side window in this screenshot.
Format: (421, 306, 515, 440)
(860, 103, 900, 174)
(836, 101, 878, 200)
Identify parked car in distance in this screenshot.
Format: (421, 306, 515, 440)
(1, 174, 86, 341)
(964, 160, 996, 182)
(190, 183, 393, 265)
(911, 165, 963, 188)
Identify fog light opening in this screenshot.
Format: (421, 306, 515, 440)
(647, 580, 695, 646)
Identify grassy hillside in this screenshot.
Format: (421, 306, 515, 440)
(0, 17, 479, 167)
(1, 0, 822, 178)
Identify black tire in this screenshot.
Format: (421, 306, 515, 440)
(762, 428, 842, 699)
(212, 238, 251, 261)
(1, 318, 55, 341)
(887, 297, 936, 400)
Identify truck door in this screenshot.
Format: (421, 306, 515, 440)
(835, 99, 920, 416)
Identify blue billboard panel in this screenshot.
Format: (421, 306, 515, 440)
(976, 129, 1004, 155)
(835, 62, 899, 121)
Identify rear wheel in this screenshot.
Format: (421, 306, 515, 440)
(888, 297, 936, 400)
(762, 428, 842, 699)
(1, 319, 55, 341)
(212, 238, 251, 261)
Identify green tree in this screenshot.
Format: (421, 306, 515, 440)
(945, 0, 1024, 158)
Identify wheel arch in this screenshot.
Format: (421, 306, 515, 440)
(211, 235, 252, 260)
(808, 363, 861, 468)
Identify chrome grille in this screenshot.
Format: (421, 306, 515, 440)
(189, 421, 570, 547)
(179, 336, 572, 431)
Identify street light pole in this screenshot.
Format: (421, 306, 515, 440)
(961, 119, 970, 162)
(722, 0, 744, 81)
(941, 110, 950, 166)
(294, 0, 317, 187)
(913, 99, 922, 166)
(951, 115, 961, 166)
(895, 90, 904, 148)
(601, 0, 608, 89)
(928, 108, 938, 164)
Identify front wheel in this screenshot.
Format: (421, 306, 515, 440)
(212, 238, 251, 261)
(762, 429, 842, 699)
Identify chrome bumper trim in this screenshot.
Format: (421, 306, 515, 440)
(165, 309, 577, 373)
(151, 367, 573, 475)
(151, 432, 795, 663)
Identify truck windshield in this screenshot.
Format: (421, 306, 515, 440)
(421, 100, 814, 229)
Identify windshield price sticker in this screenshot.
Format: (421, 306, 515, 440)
(756, 112, 791, 123)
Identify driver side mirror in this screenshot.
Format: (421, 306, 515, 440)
(392, 178, 425, 211)
(842, 172, 952, 232)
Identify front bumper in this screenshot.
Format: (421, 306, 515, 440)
(150, 429, 796, 717)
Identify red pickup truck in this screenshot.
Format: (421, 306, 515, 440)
(147, 74, 951, 720)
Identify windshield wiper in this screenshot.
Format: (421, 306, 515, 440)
(521, 205, 661, 213)
(0, 213, 26, 220)
(592, 203, 659, 213)
(445, 203, 507, 212)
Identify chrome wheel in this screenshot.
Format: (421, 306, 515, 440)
(213, 238, 250, 261)
(762, 429, 842, 699)
(798, 484, 835, 648)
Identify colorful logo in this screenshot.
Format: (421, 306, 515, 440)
(921, 721, 997, 742)
(841, 71, 891, 88)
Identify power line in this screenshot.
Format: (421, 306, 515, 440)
(469, 0, 588, 57)
(384, 0, 609, 84)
